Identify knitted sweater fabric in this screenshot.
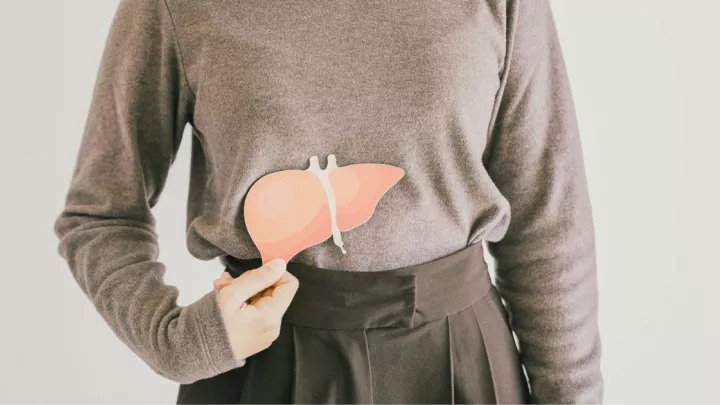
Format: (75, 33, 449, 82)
(53, 0, 603, 402)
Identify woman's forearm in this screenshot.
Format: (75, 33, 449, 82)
(53, 0, 244, 384)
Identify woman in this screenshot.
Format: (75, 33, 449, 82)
(53, 0, 603, 403)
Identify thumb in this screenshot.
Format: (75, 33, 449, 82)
(219, 258, 287, 312)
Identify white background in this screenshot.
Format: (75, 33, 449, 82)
(2, 0, 718, 403)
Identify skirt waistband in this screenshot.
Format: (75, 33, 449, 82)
(222, 242, 492, 330)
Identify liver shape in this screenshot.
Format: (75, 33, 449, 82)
(244, 154, 404, 265)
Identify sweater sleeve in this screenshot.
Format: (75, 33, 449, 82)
(482, 1, 603, 403)
(53, 0, 245, 384)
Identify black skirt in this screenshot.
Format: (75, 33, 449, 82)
(177, 241, 530, 404)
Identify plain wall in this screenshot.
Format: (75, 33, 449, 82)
(2, 0, 718, 403)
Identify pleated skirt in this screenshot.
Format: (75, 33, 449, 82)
(176, 241, 530, 404)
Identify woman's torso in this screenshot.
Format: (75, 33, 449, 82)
(168, 0, 512, 271)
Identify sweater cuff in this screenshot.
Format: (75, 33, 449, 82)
(185, 289, 247, 375)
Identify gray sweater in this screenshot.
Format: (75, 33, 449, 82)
(53, 0, 603, 402)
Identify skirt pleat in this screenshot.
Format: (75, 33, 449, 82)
(447, 316, 455, 405)
(290, 325, 374, 404)
(470, 286, 530, 404)
(366, 315, 453, 404)
(177, 242, 530, 404)
(447, 302, 497, 404)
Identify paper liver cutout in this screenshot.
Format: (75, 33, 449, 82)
(244, 154, 404, 265)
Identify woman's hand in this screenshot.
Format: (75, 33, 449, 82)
(213, 258, 299, 360)
(213, 271, 266, 305)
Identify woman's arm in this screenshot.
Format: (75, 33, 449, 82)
(483, 1, 603, 403)
(53, 0, 244, 384)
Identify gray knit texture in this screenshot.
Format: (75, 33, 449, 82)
(53, 0, 602, 402)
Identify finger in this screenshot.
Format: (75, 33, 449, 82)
(249, 286, 278, 305)
(214, 273, 233, 286)
(249, 290, 265, 302)
(249, 294, 272, 309)
(248, 286, 277, 309)
(221, 258, 287, 312)
(213, 278, 233, 289)
(213, 271, 233, 288)
(262, 271, 299, 315)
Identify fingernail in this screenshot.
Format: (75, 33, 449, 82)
(267, 258, 286, 273)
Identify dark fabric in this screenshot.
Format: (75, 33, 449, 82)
(177, 241, 530, 404)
